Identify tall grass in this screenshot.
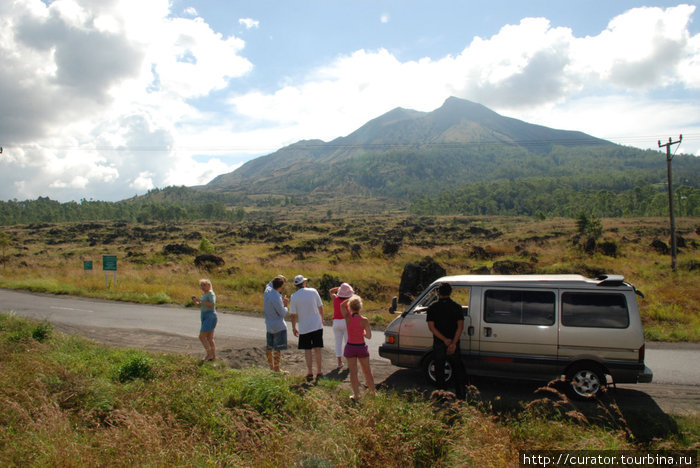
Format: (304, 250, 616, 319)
(3, 315, 696, 467)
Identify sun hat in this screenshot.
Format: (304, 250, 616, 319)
(293, 275, 308, 286)
(336, 282, 354, 298)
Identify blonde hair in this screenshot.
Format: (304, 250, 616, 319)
(347, 294, 363, 313)
(199, 278, 212, 288)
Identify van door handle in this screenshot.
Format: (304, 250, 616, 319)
(484, 327, 492, 337)
(468, 326, 474, 336)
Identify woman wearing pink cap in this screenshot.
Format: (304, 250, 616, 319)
(329, 282, 354, 368)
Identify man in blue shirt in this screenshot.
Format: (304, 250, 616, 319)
(264, 275, 290, 372)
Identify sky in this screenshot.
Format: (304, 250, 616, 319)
(1, 0, 699, 202)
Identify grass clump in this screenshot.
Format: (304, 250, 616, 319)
(224, 367, 306, 417)
(31, 321, 53, 342)
(117, 354, 154, 383)
(1, 315, 52, 345)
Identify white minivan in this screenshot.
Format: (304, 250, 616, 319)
(378, 274, 653, 399)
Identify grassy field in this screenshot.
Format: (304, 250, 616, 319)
(0, 214, 698, 341)
(0, 314, 696, 467)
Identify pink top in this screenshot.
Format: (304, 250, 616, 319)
(332, 296, 344, 320)
(347, 314, 366, 344)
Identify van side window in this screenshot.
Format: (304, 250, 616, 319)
(484, 290, 555, 325)
(562, 293, 629, 328)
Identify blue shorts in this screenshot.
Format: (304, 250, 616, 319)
(200, 311, 218, 332)
(298, 328, 323, 350)
(266, 330, 288, 351)
(344, 342, 369, 358)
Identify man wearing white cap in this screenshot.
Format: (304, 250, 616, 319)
(289, 274, 325, 380)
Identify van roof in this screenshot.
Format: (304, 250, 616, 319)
(434, 274, 629, 288)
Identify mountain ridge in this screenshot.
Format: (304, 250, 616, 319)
(205, 97, 616, 197)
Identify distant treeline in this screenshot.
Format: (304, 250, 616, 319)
(0, 188, 246, 226)
(1, 143, 699, 224)
(409, 178, 699, 217)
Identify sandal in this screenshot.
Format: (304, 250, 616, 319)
(305, 374, 314, 382)
(315, 373, 324, 380)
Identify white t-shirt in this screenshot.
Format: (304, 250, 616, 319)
(289, 287, 324, 335)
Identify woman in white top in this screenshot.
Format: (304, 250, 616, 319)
(329, 283, 354, 368)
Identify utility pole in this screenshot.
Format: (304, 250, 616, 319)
(658, 135, 682, 272)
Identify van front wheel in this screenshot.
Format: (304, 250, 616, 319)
(566, 364, 605, 400)
(423, 354, 453, 387)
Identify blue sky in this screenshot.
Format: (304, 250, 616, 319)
(1, 0, 698, 201)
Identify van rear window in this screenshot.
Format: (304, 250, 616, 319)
(484, 290, 555, 325)
(561, 293, 629, 328)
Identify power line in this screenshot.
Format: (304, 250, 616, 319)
(1, 131, 699, 155)
(1, 134, 699, 153)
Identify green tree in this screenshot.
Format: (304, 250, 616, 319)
(576, 212, 603, 240)
(199, 237, 215, 254)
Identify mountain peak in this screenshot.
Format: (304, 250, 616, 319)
(436, 96, 500, 120)
(206, 97, 612, 190)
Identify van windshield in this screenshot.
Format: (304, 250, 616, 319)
(410, 285, 470, 314)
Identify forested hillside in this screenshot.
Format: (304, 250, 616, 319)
(410, 178, 699, 217)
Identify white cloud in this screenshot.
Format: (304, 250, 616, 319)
(380, 14, 389, 24)
(130, 171, 155, 191)
(0, 0, 253, 201)
(508, 96, 700, 152)
(239, 18, 259, 29)
(569, 4, 697, 89)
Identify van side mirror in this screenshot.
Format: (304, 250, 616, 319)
(388, 296, 398, 314)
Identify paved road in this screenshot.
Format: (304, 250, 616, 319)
(1, 288, 698, 386)
(0, 287, 386, 354)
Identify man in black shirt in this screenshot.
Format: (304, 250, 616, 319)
(426, 282, 467, 400)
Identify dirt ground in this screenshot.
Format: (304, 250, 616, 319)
(52, 321, 399, 390)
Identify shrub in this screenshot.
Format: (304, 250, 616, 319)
(31, 321, 52, 342)
(576, 212, 603, 240)
(318, 273, 341, 300)
(162, 243, 198, 255)
(194, 254, 224, 270)
(117, 355, 153, 382)
(199, 237, 215, 254)
(599, 241, 618, 257)
(382, 240, 401, 256)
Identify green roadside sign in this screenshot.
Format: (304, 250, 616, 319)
(102, 255, 117, 271)
(83, 261, 93, 271)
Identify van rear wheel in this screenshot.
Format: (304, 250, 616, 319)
(566, 364, 605, 400)
(423, 354, 453, 387)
